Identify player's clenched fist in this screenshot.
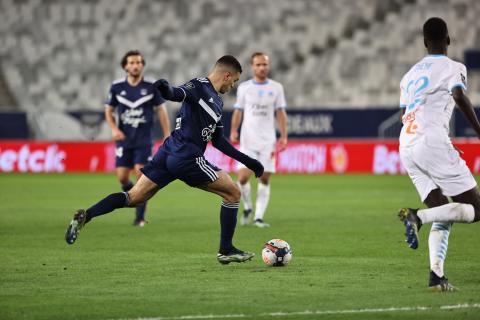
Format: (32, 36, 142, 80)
(154, 79, 172, 97)
(245, 158, 264, 178)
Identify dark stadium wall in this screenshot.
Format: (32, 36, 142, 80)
(1, 108, 480, 140)
(0, 113, 29, 139)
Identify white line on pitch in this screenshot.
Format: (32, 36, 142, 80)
(114, 303, 480, 320)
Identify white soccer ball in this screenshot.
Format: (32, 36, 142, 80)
(262, 239, 292, 267)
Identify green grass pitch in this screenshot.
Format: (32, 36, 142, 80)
(1, 173, 479, 320)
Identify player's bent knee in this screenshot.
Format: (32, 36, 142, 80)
(126, 190, 147, 207)
(238, 177, 249, 185)
(224, 184, 241, 203)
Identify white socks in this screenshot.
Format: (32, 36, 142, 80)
(238, 181, 271, 221)
(237, 181, 252, 211)
(418, 203, 475, 224)
(429, 222, 452, 278)
(254, 182, 270, 221)
(421, 203, 474, 278)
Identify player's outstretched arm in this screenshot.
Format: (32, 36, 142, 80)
(154, 79, 186, 102)
(211, 127, 264, 177)
(452, 87, 480, 138)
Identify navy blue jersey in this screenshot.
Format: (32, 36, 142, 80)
(162, 77, 224, 158)
(105, 77, 165, 148)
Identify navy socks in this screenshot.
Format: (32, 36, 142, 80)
(121, 181, 134, 192)
(85, 192, 129, 223)
(122, 181, 146, 221)
(136, 203, 146, 220)
(219, 202, 239, 252)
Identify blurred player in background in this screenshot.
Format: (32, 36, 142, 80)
(230, 52, 288, 228)
(397, 17, 480, 291)
(105, 50, 171, 227)
(66, 55, 264, 264)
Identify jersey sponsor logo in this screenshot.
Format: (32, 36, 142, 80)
(197, 77, 209, 83)
(402, 108, 419, 135)
(208, 97, 214, 103)
(120, 90, 127, 96)
(201, 123, 217, 142)
(120, 108, 147, 128)
(116, 94, 154, 109)
(251, 103, 269, 117)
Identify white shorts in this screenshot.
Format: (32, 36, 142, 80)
(400, 141, 477, 202)
(237, 146, 276, 173)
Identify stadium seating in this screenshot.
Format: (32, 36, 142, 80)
(0, 0, 478, 139)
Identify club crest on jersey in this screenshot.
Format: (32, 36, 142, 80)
(141, 89, 148, 95)
(201, 123, 217, 142)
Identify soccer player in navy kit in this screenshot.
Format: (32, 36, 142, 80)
(105, 50, 171, 227)
(65, 55, 264, 264)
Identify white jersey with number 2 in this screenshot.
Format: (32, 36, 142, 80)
(399, 55, 467, 148)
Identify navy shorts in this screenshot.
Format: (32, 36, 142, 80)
(141, 148, 220, 189)
(115, 145, 152, 168)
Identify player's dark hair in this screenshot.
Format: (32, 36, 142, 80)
(250, 52, 267, 64)
(423, 17, 448, 41)
(215, 55, 242, 73)
(121, 50, 145, 68)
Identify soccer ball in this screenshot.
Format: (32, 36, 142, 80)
(262, 239, 292, 267)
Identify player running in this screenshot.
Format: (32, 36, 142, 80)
(230, 52, 288, 228)
(397, 17, 480, 291)
(105, 50, 171, 227)
(65, 55, 264, 264)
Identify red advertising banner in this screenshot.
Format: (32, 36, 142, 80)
(1, 140, 479, 174)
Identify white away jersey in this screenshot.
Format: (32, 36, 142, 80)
(234, 79, 287, 150)
(399, 55, 467, 148)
